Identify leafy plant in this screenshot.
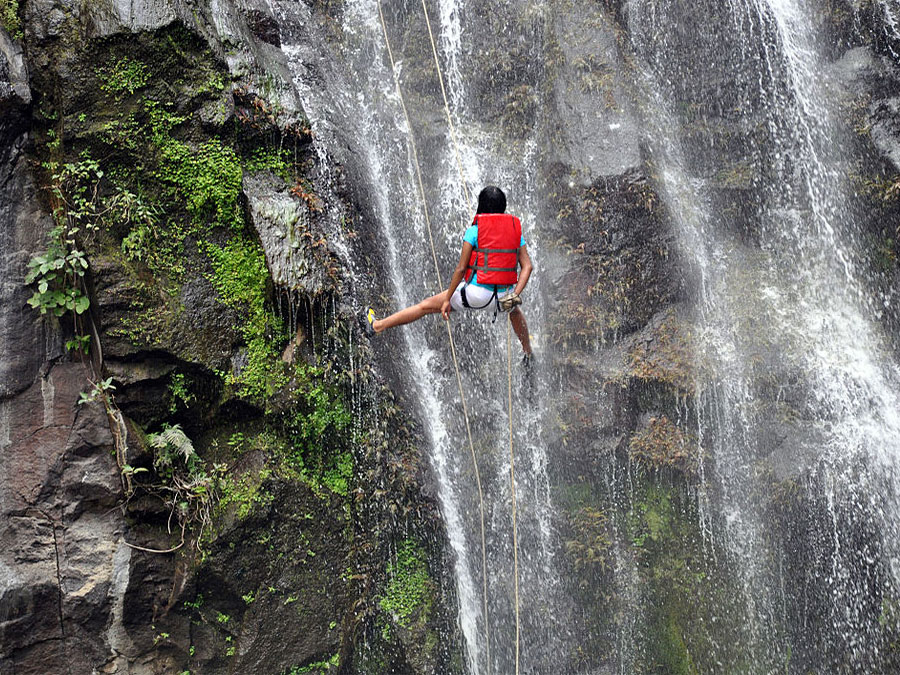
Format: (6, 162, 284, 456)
(65, 334, 91, 354)
(204, 236, 286, 401)
(167, 372, 195, 413)
(146, 424, 225, 550)
(26, 155, 136, 324)
(25, 243, 90, 317)
(1, 0, 22, 39)
(97, 57, 151, 98)
(147, 101, 243, 230)
(379, 539, 434, 628)
(78, 377, 116, 405)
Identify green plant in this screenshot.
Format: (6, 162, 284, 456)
(1, 0, 22, 39)
(284, 654, 339, 674)
(65, 334, 91, 354)
(27, 155, 142, 327)
(217, 467, 273, 520)
(26, 240, 90, 317)
(204, 236, 286, 401)
(184, 594, 204, 611)
(78, 377, 116, 405)
(97, 57, 151, 98)
(147, 425, 225, 550)
(147, 101, 243, 230)
(243, 147, 294, 182)
(121, 464, 150, 479)
(279, 369, 353, 497)
(167, 372, 195, 412)
(379, 539, 434, 628)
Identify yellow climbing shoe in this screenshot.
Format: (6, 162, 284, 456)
(361, 307, 377, 336)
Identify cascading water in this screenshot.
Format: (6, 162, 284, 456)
(273, 2, 571, 672)
(628, 0, 900, 669)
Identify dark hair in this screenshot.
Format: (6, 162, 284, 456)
(476, 185, 507, 214)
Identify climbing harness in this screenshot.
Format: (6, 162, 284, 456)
(460, 283, 498, 310)
(376, 4, 493, 671)
(378, 2, 523, 673)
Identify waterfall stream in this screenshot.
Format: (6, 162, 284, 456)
(272, 0, 900, 671)
(629, 0, 900, 669)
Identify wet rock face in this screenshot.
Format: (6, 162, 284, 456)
(0, 29, 44, 399)
(1, 0, 459, 672)
(0, 363, 122, 674)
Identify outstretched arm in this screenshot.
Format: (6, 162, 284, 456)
(513, 245, 533, 297)
(441, 241, 474, 319)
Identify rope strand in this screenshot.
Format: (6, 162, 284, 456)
(377, 4, 492, 672)
(506, 320, 521, 675)
(420, 4, 522, 673)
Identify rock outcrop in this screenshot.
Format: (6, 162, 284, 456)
(0, 1, 461, 673)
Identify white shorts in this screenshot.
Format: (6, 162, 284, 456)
(450, 283, 505, 312)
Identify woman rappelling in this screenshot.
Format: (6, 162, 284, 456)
(362, 185, 534, 361)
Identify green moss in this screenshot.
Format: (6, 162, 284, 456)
(653, 611, 698, 675)
(379, 538, 434, 629)
(148, 100, 243, 231)
(1, 0, 21, 39)
(629, 485, 674, 550)
(321, 449, 352, 497)
(276, 366, 353, 496)
(96, 56, 151, 99)
(243, 147, 294, 183)
(283, 654, 339, 674)
(204, 236, 287, 402)
(217, 467, 274, 520)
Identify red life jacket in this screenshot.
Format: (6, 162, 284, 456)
(466, 213, 522, 286)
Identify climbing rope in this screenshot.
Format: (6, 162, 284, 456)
(506, 321, 520, 674)
(418, 4, 522, 673)
(376, 3, 493, 671)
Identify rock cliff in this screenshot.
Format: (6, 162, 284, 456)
(0, 1, 462, 673)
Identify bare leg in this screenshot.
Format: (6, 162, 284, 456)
(373, 292, 446, 333)
(509, 307, 532, 354)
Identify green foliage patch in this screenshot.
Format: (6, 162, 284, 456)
(1, 0, 21, 39)
(379, 538, 434, 629)
(147, 101, 243, 230)
(204, 236, 287, 401)
(279, 365, 353, 497)
(283, 654, 339, 674)
(97, 56, 151, 98)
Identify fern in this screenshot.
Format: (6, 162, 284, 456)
(149, 424, 198, 475)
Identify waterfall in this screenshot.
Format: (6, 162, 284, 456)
(628, 0, 900, 669)
(274, 1, 568, 672)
